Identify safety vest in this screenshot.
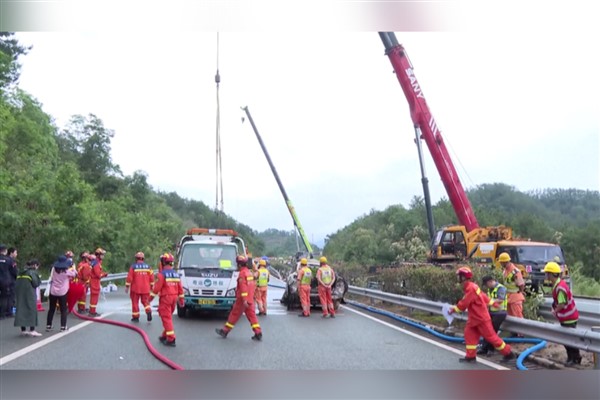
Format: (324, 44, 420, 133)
(300, 267, 312, 285)
(487, 283, 508, 313)
(503, 263, 521, 293)
(552, 278, 579, 323)
(257, 268, 269, 287)
(319, 265, 334, 285)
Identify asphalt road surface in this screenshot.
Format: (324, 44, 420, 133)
(0, 288, 506, 370)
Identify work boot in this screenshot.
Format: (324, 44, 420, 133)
(298, 313, 309, 317)
(163, 339, 176, 347)
(251, 332, 263, 341)
(458, 357, 477, 363)
(330, 314, 335, 319)
(146, 311, 152, 322)
(477, 347, 489, 356)
(159, 336, 167, 344)
(321, 314, 329, 318)
(131, 317, 139, 322)
(88, 312, 101, 317)
(502, 352, 516, 361)
(215, 328, 228, 338)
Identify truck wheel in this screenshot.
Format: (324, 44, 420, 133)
(333, 299, 341, 311)
(177, 304, 187, 318)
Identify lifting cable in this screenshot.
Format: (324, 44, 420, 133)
(215, 32, 224, 212)
(74, 310, 184, 370)
(346, 300, 546, 371)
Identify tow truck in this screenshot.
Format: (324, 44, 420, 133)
(175, 228, 248, 317)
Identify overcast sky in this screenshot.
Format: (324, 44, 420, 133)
(13, 5, 599, 246)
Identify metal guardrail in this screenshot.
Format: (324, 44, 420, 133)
(40, 272, 128, 291)
(348, 285, 600, 353)
(539, 304, 598, 330)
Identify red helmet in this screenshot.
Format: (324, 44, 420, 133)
(456, 266, 473, 279)
(162, 253, 174, 263)
(65, 250, 74, 258)
(135, 251, 145, 260)
(236, 255, 248, 266)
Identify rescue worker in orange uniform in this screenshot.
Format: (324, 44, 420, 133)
(498, 252, 526, 323)
(256, 259, 270, 316)
(125, 252, 155, 322)
(75, 252, 92, 312)
(88, 248, 108, 317)
(157, 253, 169, 274)
(544, 261, 581, 366)
(297, 258, 313, 317)
(316, 256, 336, 318)
(149, 253, 183, 347)
(448, 266, 515, 363)
(215, 255, 262, 341)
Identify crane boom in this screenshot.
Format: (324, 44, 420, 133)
(241, 106, 314, 256)
(379, 32, 479, 232)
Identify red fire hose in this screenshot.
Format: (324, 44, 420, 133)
(73, 310, 184, 370)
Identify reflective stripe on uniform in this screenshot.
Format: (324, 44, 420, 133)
(495, 342, 506, 351)
(466, 345, 478, 350)
(251, 323, 260, 329)
(225, 322, 235, 329)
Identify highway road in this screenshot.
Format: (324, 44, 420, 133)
(0, 288, 506, 371)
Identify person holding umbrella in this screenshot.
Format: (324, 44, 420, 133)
(45, 255, 76, 332)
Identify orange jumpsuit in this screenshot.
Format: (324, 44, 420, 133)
(126, 261, 155, 320)
(89, 259, 107, 315)
(255, 266, 269, 315)
(221, 266, 261, 335)
(150, 267, 184, 344)
(297, 266, 313, 316)
(76, 260, 92, 312)
(503, 263, 525, 318)
(317, 264, 336, 317)
(453, 281, 512, 360)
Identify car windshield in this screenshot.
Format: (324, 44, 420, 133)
(514, 245, 563, 264)
(180, 243, 238, 270)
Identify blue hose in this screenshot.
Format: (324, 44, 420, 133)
(346, 299, 546, 370)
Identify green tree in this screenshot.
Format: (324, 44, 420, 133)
(0, 32, 31, 92)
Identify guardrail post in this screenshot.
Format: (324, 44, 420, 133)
(593, 326, 600, 370)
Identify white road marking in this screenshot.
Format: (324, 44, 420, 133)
(342, 306, 509, 370)
(0, 312, 115, 366)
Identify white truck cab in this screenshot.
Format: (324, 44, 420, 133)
(175, 228, 247, 317)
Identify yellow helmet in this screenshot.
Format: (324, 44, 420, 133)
(300, 258, 308, 265)
(498, 252, 511, 263)
(543, 262, 561, 274)
(259, 259, 266, 266)
(319, 256, 327, 264)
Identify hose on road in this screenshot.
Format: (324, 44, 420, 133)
(74, 310, 184, 370)
(346, 300, 545, 370)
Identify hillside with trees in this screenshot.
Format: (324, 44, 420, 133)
(255, 228, 321, 257)
(0, 33, 264, 274)
(2, 33, 598, 288)
(323, 184, 600, 281)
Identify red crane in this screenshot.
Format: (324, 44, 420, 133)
(379, 32, 479, 232)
